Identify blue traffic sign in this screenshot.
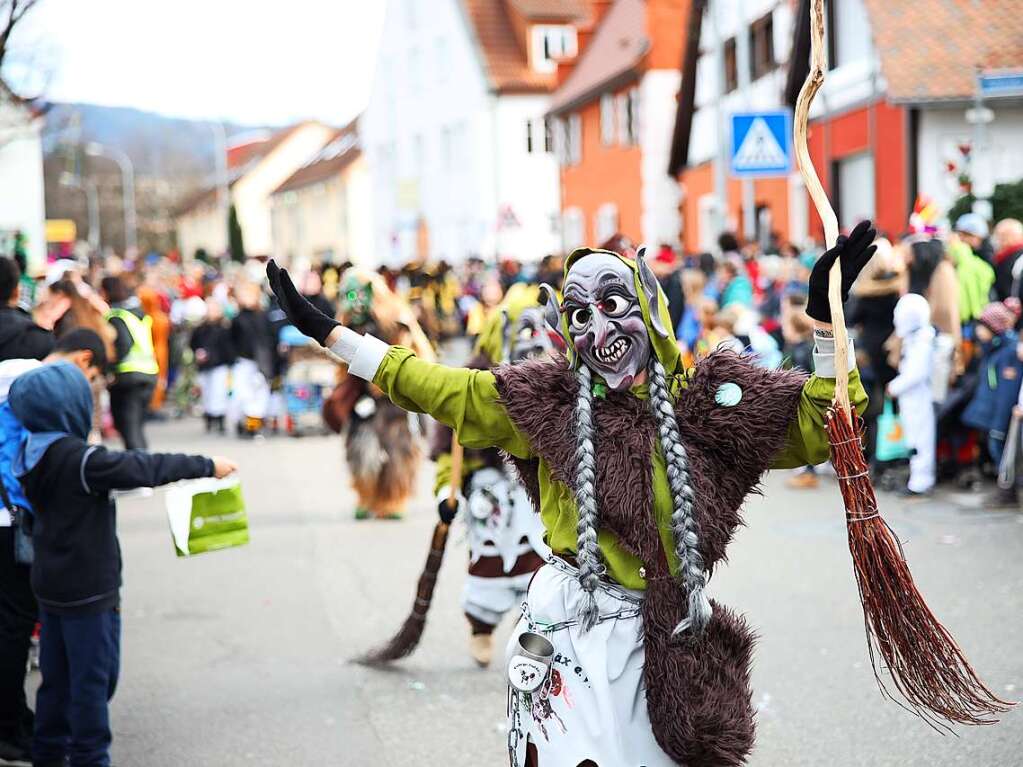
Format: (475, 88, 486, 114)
(730, 110, 792, 178)
(979, 70, 1023, 98)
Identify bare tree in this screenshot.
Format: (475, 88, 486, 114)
(0, 0, 40, 74)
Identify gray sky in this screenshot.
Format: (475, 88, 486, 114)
(10, 0, 386, 126)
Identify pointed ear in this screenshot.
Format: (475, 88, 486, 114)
(637, 255, 670, 338)
(539, 282, 569, 347)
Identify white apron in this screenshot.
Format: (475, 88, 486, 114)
(504, 558, 675, 767)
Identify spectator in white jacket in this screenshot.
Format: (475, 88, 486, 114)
(887, 293, 936, 496)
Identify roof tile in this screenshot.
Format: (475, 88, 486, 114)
(864, 0, 1023, 102)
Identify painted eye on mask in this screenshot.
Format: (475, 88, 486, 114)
(569, 307, 590, 330)
(601, 294, 630, 318)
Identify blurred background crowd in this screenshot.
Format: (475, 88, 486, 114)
(7, 197, 1023, 507)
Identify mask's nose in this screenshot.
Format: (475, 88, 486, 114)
(590, 309, 610, 348)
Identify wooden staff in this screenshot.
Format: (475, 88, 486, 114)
(359, 438, 463, 665)
(794, 0, 1011, 728)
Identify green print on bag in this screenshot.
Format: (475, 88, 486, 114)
(166, 479, 249, 557)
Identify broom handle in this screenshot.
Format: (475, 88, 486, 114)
(447, 437, 464, 510)
(793, 0, 851, 418)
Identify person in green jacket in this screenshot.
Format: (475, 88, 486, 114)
(265, 221, 875, 767)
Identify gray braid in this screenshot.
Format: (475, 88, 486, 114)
(572, 364, 603, 631)
(648, 358, 713, 636)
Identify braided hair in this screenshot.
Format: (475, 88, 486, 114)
(572, 364, 604, 631)
(647, 357, 713, 636)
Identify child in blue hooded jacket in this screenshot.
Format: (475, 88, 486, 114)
(8, 362, 237, 767)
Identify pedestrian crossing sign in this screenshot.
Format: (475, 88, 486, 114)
(730, 110, 792, 177)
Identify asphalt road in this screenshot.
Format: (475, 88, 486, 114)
(66, 416, 1021, 766)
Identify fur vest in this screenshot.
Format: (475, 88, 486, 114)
(494, 350, 807, 766)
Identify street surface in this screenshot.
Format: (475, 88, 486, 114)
(62, 418, 1021, 766)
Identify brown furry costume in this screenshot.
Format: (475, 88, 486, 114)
(494, 350, 807, 766)
(327, 270, 434, 518)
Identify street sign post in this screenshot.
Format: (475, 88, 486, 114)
(730, 110, 793, 178)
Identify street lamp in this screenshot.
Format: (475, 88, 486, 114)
(85, 141, 137, 257)
(60, 171, 101, 252)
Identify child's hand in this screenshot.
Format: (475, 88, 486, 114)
(1015, 405, 1023, 419)
(212, 457, 239, 479)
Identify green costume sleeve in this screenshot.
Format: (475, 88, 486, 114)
(433, 450, 487, 495)
(373, 346, 533, 459)
(771, 368, 869, 469)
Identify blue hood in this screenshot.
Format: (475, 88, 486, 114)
(9, 362, 92, 477)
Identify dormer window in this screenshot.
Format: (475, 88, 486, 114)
(531, 25, 577, 74)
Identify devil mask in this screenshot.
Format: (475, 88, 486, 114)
(555, 252, 652, 390)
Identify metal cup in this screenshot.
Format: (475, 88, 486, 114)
(507, 631, 554, 693)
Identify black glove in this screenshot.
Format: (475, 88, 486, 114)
(266, 260, 340, 346)
(437, 497, 458, 524)
(805, 219, 877, 324)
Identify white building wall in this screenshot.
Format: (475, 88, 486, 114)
(0, 102, 45, 274)
(363, 0, 560, 266)
(176, 202, 226, 261)
(363, 0, 493, 268)
(639, 69, 682, 247)
(344, 154, 375, 265)
(917, 106, 1023, 216)
(491, 94, 561, 260)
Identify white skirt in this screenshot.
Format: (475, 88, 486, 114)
(504, 559, 675, 767)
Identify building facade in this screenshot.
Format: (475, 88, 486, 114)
(672, 0, 1023, 253)
(361, 0, 583, 267)
(270, 122, 373, 267)
(548, 0, 690, 250)
(0, 81, 46, 274)
(175, 121, 335, 260)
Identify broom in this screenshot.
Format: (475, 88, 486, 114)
(358, 438, 464, 664)
(794, 0, 1012, 728)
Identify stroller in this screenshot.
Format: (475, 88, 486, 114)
(279, 325, 336, 437)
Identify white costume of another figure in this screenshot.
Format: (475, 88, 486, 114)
(888, 294, 936, 493)
(460, 467, 549, 627)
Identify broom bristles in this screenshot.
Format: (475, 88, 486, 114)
(826, 406, 1014, 727)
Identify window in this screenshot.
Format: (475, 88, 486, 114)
(828, 0, 873, 70)
(833, 152, 875, 226)
(749, 13, 775, 80)
(531, 25, 578, 73)
(600, 94, 615, 146)
(627, 88, 640, 145)
(563, 208, 584, 250)
(441, 127, 453, 170)
(526, 120, 534, 153)
(408, 47, 421, 91)
(595, 203, 619, 243)
(568, 113, 582, 165)
(615, 90, 639, 145)
(544, 118, 554, 153)
(615, 93, 628, 144)
(723, 37, 738, 93)
(436, 38, 448, 82)
(552, 117, 567, 163)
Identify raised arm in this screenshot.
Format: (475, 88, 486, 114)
(772, 220, 876, 469)
(266, 262, 531, 458)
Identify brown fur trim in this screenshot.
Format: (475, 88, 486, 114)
(347, 399, 423, 513)
(643, 581, 756, 766)
(494, 350, 807, 765)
